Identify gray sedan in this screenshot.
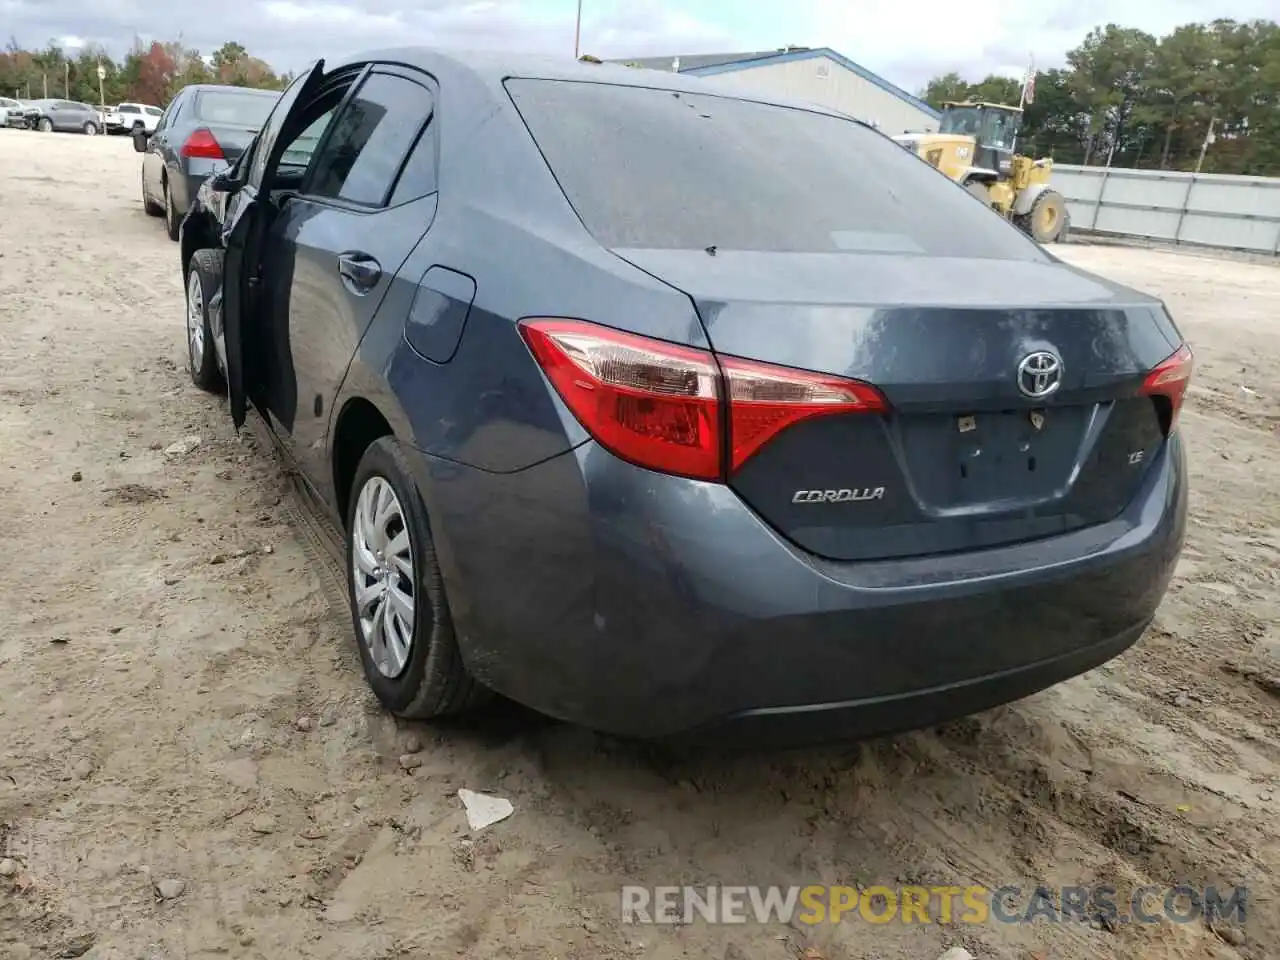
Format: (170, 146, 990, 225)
(136, 84, 280, 241)
(177, 50, 1191, 743)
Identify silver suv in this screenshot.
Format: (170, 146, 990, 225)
(25, 99, 102, 135)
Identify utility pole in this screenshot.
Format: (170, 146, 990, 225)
(97, 62, 106, 117)
(1195, 117, 1216, 174)
(65, 61, 69, 97)
(573, 0, 582, 59)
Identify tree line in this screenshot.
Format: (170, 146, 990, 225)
(0, 38, 289, 109)
(6, 20, 1276, 177)
(921, 19, 1280, 177)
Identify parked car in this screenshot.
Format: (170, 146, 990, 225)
(0, 96, 22, 127)
(178, 50, 1191, 744)
(24, 99, 102, 134)
(105, 101, 162, 135)
(134, 83, 279, 240)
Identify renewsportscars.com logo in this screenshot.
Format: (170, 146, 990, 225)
(621, 884, 1249, 927)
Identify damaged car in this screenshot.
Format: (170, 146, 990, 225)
(135, 84, 281, 240)
(178, 49, 1190, 743)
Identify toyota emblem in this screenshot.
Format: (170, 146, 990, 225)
(1016, 351, 1063, 399)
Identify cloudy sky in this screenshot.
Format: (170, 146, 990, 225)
(8, 0, 1277, 94)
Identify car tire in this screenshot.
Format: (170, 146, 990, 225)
(163, 179, 181, 242)
(143, 170, 163, 217)
(37, 118, 52, 132)
(131, 122, 143, 135)
(185, 248, 224, 393)
(346, 437, 491, 720)
(83, 121, 98, 136)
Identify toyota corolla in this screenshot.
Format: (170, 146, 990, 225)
(178, 49, 1190, 743)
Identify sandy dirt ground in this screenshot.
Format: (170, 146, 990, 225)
(1, 131, 1277, 960)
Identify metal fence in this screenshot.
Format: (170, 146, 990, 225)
(1052, 165, 1280, 256)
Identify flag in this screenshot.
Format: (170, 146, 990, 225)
(1022, 60, 1037, 106)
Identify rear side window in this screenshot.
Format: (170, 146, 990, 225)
(194, 90, 277, 128)
(159, 99, 179, 129)
(307, 72, 434, 208)
(506, 80, 1044, 259)
(387, 119, 437, 205)
(120, 105, 140, 114)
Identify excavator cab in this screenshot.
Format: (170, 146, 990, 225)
(938, 101, 1022, 178)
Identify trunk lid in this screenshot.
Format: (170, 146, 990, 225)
(616, 248, 1183, 561)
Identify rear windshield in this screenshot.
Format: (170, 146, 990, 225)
(506, 79, 1043, 259)
(193, 91, 277, 129)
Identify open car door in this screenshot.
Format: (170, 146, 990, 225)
(221, 60, 328, 430)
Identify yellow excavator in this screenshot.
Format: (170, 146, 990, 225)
(894, 101, 1069, 243)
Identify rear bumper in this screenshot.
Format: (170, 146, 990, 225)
(171, 171, 207, 217)
(173, 158, 226, 216)
(684, 620, 1146, 746)
(410, 432, 1187, 741)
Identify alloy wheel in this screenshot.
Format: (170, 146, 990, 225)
(351, 476, 416, 678)
(165, 184, 176, 233)
(185, 269, 204, 370)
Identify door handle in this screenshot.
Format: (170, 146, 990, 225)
(338, 252, 381, 293)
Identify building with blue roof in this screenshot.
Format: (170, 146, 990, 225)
(611, 46, 940, 134)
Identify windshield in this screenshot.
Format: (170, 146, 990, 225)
(506, 80, 1040, 259)
(193, 90, 278, 129)
(983, 109, 1020, 150)
(939, 106, 982, 137)
(941, 105, 1021, 150)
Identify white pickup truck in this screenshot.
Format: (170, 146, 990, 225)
(104, 102, 163, 135)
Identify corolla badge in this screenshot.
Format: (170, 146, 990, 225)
(792, 487, 886, 504)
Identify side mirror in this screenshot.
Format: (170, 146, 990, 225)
(131, 130, 148, 153)
(209, 170, 238, 194)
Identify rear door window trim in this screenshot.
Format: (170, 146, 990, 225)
(294, 64, 438, 214)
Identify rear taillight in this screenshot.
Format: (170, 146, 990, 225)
(518, 318, 887, 481)
(181, 127, 224, 160)
(720, 356, 887, 471)
(519, 319, 721, 479)
(1140, 343, 1193, 433)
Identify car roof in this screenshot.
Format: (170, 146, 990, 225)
(180, 84, 280, 96)
(322, 47, 848, 117)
